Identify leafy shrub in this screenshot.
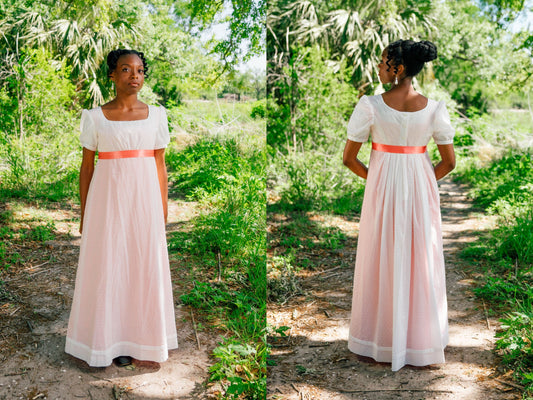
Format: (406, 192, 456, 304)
(168, 130, 266, 399)
(474, 275, 533, 306)
(210, 340, 266, 400)
(496, 312, 533, 395)
(269, 149, 367, 214)
(181, 281, 266, 397)
(455, 110, 533, 397)
(250, 99, 266, 119)
(0, 48, 80, 201)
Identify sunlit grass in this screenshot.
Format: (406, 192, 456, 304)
(166, 100, 266, 399)
(453, 110, 533, 397)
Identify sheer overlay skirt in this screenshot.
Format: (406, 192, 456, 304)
(66, 158, 178, 367)
(348, 151, 448, 371)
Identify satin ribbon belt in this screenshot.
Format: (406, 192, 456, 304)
(372, 142, 427, 154)
(98, 149, 155, 159)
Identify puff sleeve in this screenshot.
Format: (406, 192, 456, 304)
(155, 106, 170, 149)
(347, 95, 373, 143)
(79, 109, 97, 151)
(432, 101, 455, 145)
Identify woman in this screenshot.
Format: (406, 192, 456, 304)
(65, 49, 178, 367)
(343, 40, 455, 371)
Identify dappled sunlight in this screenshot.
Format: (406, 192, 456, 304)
(268, 179, 521, 399)
(447, 324, 495, 350)
(86, 355, 205, 399)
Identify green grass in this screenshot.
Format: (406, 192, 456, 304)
(268, 146, 368, 215)
(166, 100, 266, 399)
(1, 98, 267, 399)
(453, 110, 533, 398)
(0, 205, 59, 272)
(0, 122, 80, 201)
(268, 99, 533, 397)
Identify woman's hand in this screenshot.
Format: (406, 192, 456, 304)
(434, 143, 456, 180)
(343, 140, 368, 179)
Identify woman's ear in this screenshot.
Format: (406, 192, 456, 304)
(396, 64, 405, 78)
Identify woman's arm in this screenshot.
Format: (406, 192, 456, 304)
(79, 147, 96, 233)
(154, 148, 168, 224)
(343, 139, 368, 180)
(434, 143, 456, 180)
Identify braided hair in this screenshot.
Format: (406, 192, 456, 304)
(385, 40, 437, 77)
(107, 49, 149, 78)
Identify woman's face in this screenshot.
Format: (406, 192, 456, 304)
(378, 49, 394, 84)
(109, 54, 145, 94)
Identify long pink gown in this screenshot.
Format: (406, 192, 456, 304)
(347, 94, 454, 371)
(65, 106, 178, 367)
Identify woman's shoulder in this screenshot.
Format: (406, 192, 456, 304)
(82, 106, 101, 112)
(426, 98, 448, 113)
(354, 94, 379, 109)
(81, 107, 102, 118)
(151, 103, 167, 111)
(148, 104, 167, 116)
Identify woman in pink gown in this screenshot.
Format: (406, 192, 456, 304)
(65, 49, 178, 367)
(343, 40, 456, 371)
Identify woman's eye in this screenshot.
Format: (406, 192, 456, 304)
(122, 68, 129, 72)
(138, 70, 144, 74)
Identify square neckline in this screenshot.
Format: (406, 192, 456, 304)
(99, 105, 151, 122)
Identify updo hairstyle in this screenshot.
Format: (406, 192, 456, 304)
(106, 49, 149, 78)
(385, 40, 437, 77)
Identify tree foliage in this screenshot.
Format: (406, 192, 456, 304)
(432, 0, 533, 114)
(267, 0, 533, 155)
(0, 0, 264, 109)
(268, 0, 435, 92)
(175, 0, 266, 72)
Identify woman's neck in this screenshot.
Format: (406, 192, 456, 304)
(108, 93, 141, 110)
(390, 77, 416, 94)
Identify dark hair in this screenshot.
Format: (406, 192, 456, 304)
(385, 40, 437, 77)
(107, 49, 149, 78)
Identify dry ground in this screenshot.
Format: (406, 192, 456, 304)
(0, 199, 222, 400)
(267, 178, 522, 400)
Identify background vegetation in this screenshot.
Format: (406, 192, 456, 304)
(0, 0, 266, 398)
(267, 0, 533, 396)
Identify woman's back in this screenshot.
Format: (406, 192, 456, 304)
(347, 94, 454, 147)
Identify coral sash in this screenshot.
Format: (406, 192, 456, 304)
(372, 143, 427, 154)
(98, 150, 155, 159)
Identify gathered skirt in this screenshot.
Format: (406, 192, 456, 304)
(66, 157, 178, 367)
(348, 150, 448, 371)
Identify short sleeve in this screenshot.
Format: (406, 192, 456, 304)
(432, 101, 455, 145)
(347, 95, 373, 143)
(155, 106, 170, 149)
(79, 109, 97, 151)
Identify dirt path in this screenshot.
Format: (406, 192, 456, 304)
(0, 199, 218, 400)
(267, 178, 521, 400)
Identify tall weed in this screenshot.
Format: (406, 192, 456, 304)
(167, 114, 266, 398)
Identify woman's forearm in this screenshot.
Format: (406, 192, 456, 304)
(79, 148, 96, 233)
(343, 140, 368, 179)
(434, 160, 455, 180)
(434, 144, 456, 180)
(343, 158, 368, 179)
